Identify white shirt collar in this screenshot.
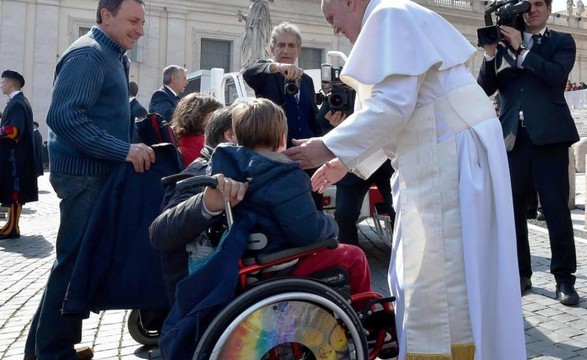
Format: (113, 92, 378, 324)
(164, 85, 178, 97)
(523, 27, 547, 44)
(8, 90, 20, 99)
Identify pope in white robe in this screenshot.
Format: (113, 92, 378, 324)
(284, 0, 527, 359)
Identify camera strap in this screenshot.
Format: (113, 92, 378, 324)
(497, 44, 517, 69)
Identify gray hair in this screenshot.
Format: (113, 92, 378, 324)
(270, 22, 302, 48)
(162, 65, 187, 85)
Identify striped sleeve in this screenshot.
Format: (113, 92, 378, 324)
(47, 55, 130, 161)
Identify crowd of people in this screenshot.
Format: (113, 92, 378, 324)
(1, 0, 581, 359)
(566, 80, 587, 91)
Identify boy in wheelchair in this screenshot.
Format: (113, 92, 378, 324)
(157, 98, 395, 359)
(208, 98, 372, 297)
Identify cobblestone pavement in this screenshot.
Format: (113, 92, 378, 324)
(1, 173, 587, 360)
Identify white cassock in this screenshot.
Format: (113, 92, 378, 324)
(322, 0, 526, 359)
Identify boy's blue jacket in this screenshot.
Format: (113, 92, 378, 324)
(159, 144, 337, 359)
(209, 144, 338, 254)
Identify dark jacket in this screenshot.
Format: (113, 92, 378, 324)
(130, 98, 148, 122)
(159, 212, 255, 360)
(0, 92, 38, 204)
(149, 145, 223, 304)
(477, 29, 579, 147)
(62, 144, 183, 317)
(209, 144, 337, 254)
(149, 86, 179, 122)
(243, 60, 323, 141)
(33, 129, 44, 177)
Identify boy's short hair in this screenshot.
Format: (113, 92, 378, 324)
(205, 107, 233, 148)
(232, 98, 287, 151)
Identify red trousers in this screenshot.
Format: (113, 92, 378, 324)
(291, 244, 372, 295)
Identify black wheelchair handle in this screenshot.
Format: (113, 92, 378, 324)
(175, 175, 218, 192)
(161, 173, 198, 186)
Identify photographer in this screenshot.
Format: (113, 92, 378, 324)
(242, 22, 325, 209)
(477, 0, 580, 305)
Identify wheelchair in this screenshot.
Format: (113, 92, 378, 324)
(172, 175, 399, 360)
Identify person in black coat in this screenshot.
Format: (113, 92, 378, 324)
(148, 65, 187, 122)
(32, 122, 44, 177)
(242, 21, 324, 209)
(477, 0, 580, 305)
(0, 70, 38, 239)
(129, 81, 147, 120)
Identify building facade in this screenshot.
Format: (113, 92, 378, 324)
(1, 0, 587, 137)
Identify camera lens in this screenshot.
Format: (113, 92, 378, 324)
(330, 94, 344, 107)
(284, 81, 299, 95)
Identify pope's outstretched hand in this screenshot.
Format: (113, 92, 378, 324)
(311, 159, 349, 194)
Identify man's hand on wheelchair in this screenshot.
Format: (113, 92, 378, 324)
(203, 174, 248, 212)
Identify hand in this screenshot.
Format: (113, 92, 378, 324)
(203, 174, 248, 212)
(283, 137, 336, 170)
(499, 25, 522, 51)
(325, 111, 346, 127)
(311, 159, 349, 194)
(482, 43, 498, 57)
(274, 63, 304, 81)
(125, 143, 156, 173)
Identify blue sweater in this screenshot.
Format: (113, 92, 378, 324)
(47, 26, 131, 175)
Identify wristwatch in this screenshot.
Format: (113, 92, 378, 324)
(516, 42, 529, 55)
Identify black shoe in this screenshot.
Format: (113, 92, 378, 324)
(520, 276, 532, 295)
(22, 347, 92, 360)
(556, 283, 579, 306)
(0, 230, 20, 240)
(536, 211, 545, 221)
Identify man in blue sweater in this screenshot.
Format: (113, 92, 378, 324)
(24, 1, 155, 359)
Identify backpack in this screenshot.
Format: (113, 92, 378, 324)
(134, 113, 178, 146)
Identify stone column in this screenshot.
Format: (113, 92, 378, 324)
(166, 9, 188, 68)
(0, 0, 27, 71)
(32, 0, 60, 129)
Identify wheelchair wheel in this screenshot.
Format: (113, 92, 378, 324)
(194, 278, 368, 360)
(127, 309, 160, 346)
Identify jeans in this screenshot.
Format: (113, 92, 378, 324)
(25, 172, 108, 359)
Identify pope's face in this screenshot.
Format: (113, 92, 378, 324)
(321, 0, 362, 44)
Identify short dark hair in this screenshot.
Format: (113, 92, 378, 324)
(96, 0, 145, 24)
(544, 0, 552, 7)
(204, 107, 233, 147)
(129, 81, 139, 97)
(1, 70, 25, 88)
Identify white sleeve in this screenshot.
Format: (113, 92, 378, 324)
(323, 74, 420, 178)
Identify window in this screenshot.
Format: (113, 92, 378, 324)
(200, 39, 232, 71)
(299, 47, 324, 69)
(78, 27, 92, 38)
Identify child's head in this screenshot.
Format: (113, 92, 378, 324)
(232, 98, 287, 152)
(204, 106, 235, 147)
(170, 92, 223, 138)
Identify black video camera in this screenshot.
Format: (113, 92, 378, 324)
(477, 0, 531, 46)
(315, 64, 356, 116)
